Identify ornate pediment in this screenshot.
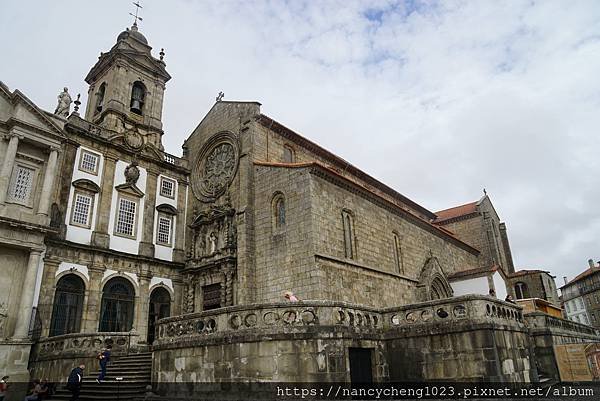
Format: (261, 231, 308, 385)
(156, 203, 177, 215)
(72, 179, 101, 193)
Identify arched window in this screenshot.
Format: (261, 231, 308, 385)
(431, 277, 450, 300)
(283, 145, 295, 163)
(49, 275, 85, 336)
(514, 282, 529, 299)
(99, 277, 135, 332)
(147, 287, 171, 344)
(272, 193, 286, 232)
(130, 81, 146, 115)
(95, 82, 106, 113)
(342, 210, 356, 259)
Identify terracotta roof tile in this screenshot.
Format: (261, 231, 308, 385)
(434, 201, 478, 224)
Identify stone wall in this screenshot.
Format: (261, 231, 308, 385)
(151, 295, 531, 395)
(525, 312, 600, 381)
(508, 272, 560, 305)
(253, 165, 321, 302)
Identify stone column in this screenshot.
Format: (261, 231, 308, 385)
(139, 170, 158, 257)
(83, 266, 105, 332)
(135, 270, 151, 345)
(0, 133, 22, 204)
(38, 258, 61, 337)
(91, 155, 117, 248)
(13, 249, 43, 338)
(37, 146, 60, 216)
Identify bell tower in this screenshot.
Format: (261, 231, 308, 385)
(83, 21, 171, 150)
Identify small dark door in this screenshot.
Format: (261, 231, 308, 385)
(147, 287, 171, 344)
(349, 348, 373, 383)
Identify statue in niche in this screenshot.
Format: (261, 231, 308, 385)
(54, 87, 72, 117)
(209, 232, 218, 254)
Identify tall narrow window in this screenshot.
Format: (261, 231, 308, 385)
(514, 282, 529, 299)
(342, 210, 355, 260)
(70, 191, 94, 228)
(95, 82, 106, 112)
(130, 81, 146, 115)
(272, 193, 286, 233)
(49, 274, 85, 336)
(115, 197, 138, 237)
(9, 164, 35, 204)
(392, 232, 404, 274)
(156, 214, 173, 246)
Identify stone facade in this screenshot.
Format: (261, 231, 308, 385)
(1, 22, 599, 394)
(561, 260, 600, 328)
(508, 270, 560, 305)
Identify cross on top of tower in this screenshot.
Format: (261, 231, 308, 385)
(130, 1, 143, 27)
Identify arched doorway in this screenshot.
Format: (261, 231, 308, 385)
(147, 287, 171, 344)
(49, 274, 85, 336)
(99, 277, 135, 332)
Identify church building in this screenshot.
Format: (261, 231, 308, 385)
(0, 19, 598, 398)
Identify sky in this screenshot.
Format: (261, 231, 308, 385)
(1, 0, 599, 285)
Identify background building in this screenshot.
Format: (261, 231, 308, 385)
(561, 259, 600, 327)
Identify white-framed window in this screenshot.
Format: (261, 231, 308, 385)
(156, 214, 173, 246)
(159, 177, 176, 199)
(8, 164, 36, 205)
(114, 196, 138, 238)
(79, 150, 100, 175)
(70, 191, 94, 228)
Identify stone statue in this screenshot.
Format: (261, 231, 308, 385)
(54, 87, 72, 117)
(124, 162, 140, 184)
(209, 232, 218, 254)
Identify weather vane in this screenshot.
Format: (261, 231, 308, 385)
(130, 1, 143, 26)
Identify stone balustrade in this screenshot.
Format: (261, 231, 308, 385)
(155, 295, 525, 344)
(34, 332, 138, 360)
(525, 312, 599, 336)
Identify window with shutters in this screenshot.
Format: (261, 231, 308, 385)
(8, 164, 36, 206)
(159, 176, 176, 199)
(70, 191, 94, 228)
(79, 150, 100, 175)
(156, 213, 173, 246)
(114, 196, 138, 238)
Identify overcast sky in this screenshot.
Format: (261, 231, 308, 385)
(1, 0, 599, 285)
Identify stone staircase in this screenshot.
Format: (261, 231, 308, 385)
(48, 352, 152, 400)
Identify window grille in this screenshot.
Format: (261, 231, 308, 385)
(9, 165, 34, 203)
(72, 193, 92, 226)
(115, 198, 136, 236)
(160, 177, 175, 198)
(80, 151, 99, 174)
(157, 215, 172, 245)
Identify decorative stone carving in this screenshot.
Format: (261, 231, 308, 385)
(124, 130, 144, 150)
(125, 162, 140, 184)
(191, 132, 239, 201)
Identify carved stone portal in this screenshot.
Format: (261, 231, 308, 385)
(184, 198, 237, 313)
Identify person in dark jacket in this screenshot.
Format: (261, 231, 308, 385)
(67, 364, 84, 401)
(96, 345, 112, 383)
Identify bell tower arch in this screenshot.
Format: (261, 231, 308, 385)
(83, 22, 171, 150)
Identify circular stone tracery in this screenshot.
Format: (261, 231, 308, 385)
(191, 132, 239, 201)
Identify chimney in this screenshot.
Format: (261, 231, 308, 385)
(563, 276, 568, 285)
(588, 259, 595, 268)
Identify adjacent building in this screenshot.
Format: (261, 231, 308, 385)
(561, 259, 600, 327)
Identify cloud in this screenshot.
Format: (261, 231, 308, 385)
(1, 0, 599, 283)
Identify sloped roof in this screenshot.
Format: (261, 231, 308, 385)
(510, 269, 552, 278)
(434, 201, 479, 224)
(256, 114, 437, 220)
(448, 265, 499, 280)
